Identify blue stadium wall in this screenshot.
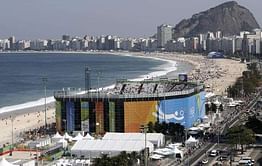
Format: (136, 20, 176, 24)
(55, 91, 206, 133)
(158, 91, 205, 128)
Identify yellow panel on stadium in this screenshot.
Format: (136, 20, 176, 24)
(124, 101, 158, 132)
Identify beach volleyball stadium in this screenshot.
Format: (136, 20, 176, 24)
(54, 74, 206, 134)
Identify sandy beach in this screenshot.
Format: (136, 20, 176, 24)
(0, 52, 246, 146)
(134, 52, 247, 95)
(0, 104, 55, 145)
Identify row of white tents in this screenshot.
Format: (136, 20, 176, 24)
(150, 136, 199, 160)
(56, 131, 197, 160)
(52, 132, 94, 142)
(52, 132, 95, 148)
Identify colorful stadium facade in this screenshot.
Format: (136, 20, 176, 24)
(54, 80, 206, 133)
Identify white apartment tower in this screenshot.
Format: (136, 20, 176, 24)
(157, 24, 172, 48)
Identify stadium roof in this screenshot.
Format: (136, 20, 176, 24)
(54, 79, 204, 99)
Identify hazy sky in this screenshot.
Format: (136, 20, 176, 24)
(0, 0, 261, 40)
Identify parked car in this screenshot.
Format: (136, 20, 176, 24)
(217, 155, 228, 161)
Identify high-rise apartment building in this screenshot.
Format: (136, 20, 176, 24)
(62, 35, 70, 41)
(157, 24, 172, 48)
(8, 36, 16, 50)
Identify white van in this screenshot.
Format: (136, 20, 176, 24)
(238, 160, 252, 166)
(241, 156, 254, 165)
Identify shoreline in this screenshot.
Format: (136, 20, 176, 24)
(0, 51, 179, 112)
(0, 51, 246, 145)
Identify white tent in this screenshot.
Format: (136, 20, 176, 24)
(188, 127, 202, 135)
(185, 136, 198, 146)
(165, 144, 184, 159)
(73, 133, 84, 141)
(64, 132, 73, 141)
(58, 138, 68, 148)
(150, 154, 164, 160)
(71, 139, 154, 158)
(53, 132, 63, 139)
(167, 143, 182, 149)
(52, 132, 63, 142)
(173, 147, 184, 159)
(205, 92, 215, 98)
(153, 148, 174, 156)
(83, 133, 94, 140)
(0, 158, 16, 166)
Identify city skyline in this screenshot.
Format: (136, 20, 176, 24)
(1, 0, 261, 40)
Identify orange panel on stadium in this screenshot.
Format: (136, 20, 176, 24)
(124, 101, 158, 132)
(95, 102, 104, 134)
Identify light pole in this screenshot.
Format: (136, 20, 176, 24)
(140, 125, 148, 166)
(97, 72, 101, 100)
(63, 119, 67, 132)
(184, 129, 190, 166)
(42, 77, 48, 129)
(10, 116, 14, 156)
(96, 122, 100, 136)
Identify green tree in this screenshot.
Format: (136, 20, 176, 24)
(154, 122, 162, 133)
(245, 116, 262, 134)
(211, 103, 217, 113)
(92, 151, 140, 166)
(219, 104, 223, 112)
(127, 151, 140, 166)
(148, 121, 185, 142)
(205, 103, 211, 114)
(147, 121, 154, 133)
(227, 125, 255, 154)
(93, 154, 111, 166)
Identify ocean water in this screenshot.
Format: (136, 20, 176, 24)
(0, 52, 191, 112)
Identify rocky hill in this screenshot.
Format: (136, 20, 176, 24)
(173, 1, 260, 38)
